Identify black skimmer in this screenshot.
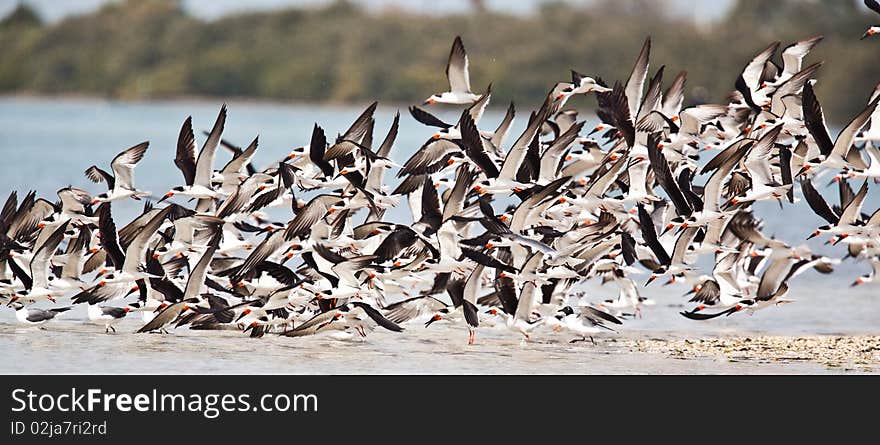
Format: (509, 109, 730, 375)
(280, 302, 402, 340)
(424, 36, 481, 105)
(87, 142, 151, 204)
(87, 305, 130, 333)
(159, 107, 228, 204)
(554, 305, 622, 344)
(862, 0, 880, 40)
(9, 302, 70, 328)
(799, 82, 880, 174)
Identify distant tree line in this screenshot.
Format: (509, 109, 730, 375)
(0, 0, 878, 122)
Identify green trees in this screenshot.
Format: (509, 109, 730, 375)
(0, 0, 877, 121)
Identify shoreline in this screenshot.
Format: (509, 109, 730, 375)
(616, 335, 880, 372)
(0, 320, 877, 374)
(0, 92, 547, 112)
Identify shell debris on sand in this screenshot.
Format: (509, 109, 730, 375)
(623, 336, 880, 370)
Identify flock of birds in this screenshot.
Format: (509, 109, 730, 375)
(2, 8, 880, 344)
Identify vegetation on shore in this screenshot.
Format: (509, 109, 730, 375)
(1, 0, 878, 119)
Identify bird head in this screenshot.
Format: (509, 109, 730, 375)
(424, 313, 443, 327)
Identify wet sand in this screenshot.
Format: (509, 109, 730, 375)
(1, 318, 877, 374)
(618, 335, 880, 372)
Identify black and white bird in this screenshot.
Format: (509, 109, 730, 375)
(862, 0, 880, 40)
(87, 304, 130, 333)
(424, 36, 482, 105)
(9, 302, 70, 327)
(87, 142, 151, 204)
(2, 32, 878, 346)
